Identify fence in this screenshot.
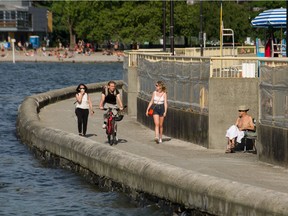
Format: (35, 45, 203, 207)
(137, 58, 210, 113)
(259, 61, 288, 128)
(176, 46, 256, 57)
(124, 50, 288, 125)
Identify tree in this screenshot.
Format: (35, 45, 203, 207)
(174, 1, 198, 47)
(46, 1, 287, 48)
(51, 1, 84, 48)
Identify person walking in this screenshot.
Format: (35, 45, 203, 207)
(75, 83, 94, 136)
(146, 81, 168, 144)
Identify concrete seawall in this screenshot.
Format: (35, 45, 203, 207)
(17, 83, 288, 216)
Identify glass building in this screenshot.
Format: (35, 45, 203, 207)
(0, 0, 52, 45)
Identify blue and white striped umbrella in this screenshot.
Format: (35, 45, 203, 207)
(251, 8, 287, 28)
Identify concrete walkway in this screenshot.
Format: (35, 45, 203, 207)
(39, 92, 288, 194)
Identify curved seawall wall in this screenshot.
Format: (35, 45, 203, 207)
(17, 82, 288, 216)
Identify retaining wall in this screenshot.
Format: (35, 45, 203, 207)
(257, 124, 288, 167)
(209, 78, 259, 149)
(16, 83, 288, 216)
(137, 97, 209, 147)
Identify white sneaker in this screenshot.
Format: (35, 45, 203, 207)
(159, 139, 162, 143)
(102, 124, 106, 129)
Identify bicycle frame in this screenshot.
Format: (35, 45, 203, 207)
(103, 106, 126, 145)
(104, 108, 118, 145)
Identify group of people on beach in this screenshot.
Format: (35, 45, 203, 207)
(75, 80, 168, 144)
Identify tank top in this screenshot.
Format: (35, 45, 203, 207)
(76, 93, 89, 109)
(153, 91, 165, 104)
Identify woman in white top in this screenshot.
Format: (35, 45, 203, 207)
(75, 83, 94, 136)
(146, 81, 168, 144)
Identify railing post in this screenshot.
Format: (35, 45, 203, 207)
(126, 53, 139, 116)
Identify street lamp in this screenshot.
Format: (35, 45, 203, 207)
(187, 0, 204, 56)
(219, 1, 223, 57)
(163, 0, 166, 52)
(170, 0, 174, 55)
(200, 0, 203, 56)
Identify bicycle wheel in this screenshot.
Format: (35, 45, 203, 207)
(110, 119, 115, 145)
(107, 134, 111, 144)
(106, 123, 113, 145)
(112, 132, 117, 145)
(108, 134, 115, 145)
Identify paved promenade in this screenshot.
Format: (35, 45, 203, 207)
(39, 92, 288, 194)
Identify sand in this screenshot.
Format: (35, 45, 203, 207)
(0, 49, 124, 63)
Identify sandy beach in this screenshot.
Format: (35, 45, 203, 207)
(0, 49, 124, 63)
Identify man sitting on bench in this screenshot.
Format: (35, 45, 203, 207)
(225, 105, 255, 153)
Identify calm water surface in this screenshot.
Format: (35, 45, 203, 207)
(0, 62, 165, 215)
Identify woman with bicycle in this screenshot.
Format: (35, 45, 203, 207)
(75, 83, 94, 136)
(146, 81, 168, 144)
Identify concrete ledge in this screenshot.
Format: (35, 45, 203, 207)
(17, 83, 288, 216)
(258, 123, 288, 167)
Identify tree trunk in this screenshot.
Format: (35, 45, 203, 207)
(69, 24, 75, 50)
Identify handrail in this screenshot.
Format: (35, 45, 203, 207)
(126, 50, 288, 78)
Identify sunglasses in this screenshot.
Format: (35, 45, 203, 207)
(79, 88, 85, 90)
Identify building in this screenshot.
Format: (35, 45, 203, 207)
(0, 0, 52, 47)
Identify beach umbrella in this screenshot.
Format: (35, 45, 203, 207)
(251, 8, 287, 29)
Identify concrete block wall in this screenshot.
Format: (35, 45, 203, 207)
(257, 124, 288, 167)
(16, 82, 288, 216)
(124, 66, 138, 116)
(209, 78, 259, 149)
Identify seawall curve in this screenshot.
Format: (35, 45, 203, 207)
(17, 82, 288, 216)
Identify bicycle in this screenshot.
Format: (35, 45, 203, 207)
(103, 107, 125, 145)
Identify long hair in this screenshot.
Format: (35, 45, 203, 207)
(76, 83, 88, 92)
(156, 81, 167, 93)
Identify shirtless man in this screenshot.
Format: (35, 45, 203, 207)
(225, 105, 255, 153)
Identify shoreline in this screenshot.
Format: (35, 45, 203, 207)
(0, 50, 124, 63)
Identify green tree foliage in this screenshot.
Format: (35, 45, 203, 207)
(51, 1, 85, 47)
(46, 0, 287, 48)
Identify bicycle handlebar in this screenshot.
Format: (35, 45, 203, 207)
(102, 105, 127, 111)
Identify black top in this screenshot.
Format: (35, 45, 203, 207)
(102, 88, 119, 105)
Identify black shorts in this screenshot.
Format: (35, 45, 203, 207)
(153, 104, 165, 117)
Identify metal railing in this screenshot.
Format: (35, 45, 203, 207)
(125, 49, 288, 78)
(124, 50, 288, 125)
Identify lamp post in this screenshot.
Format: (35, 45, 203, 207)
(187, 0, 204, 56)
(200, 0, 203, 56)
(219, 1, 223, 57)
(170, 0, 174, 55)
(163, 0, 166, 52)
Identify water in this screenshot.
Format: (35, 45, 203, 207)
(0, 62, 165, 216)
